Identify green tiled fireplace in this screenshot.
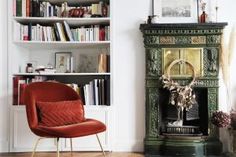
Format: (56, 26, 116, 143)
(140, 23, 227, 156)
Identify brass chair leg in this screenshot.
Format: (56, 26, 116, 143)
(70, 138, 73, 156)
(96, 134, 106, 157)
(56, 138, 60, 157)
(31, 138, 43, 157)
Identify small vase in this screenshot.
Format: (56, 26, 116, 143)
(200, 11, 207, 23)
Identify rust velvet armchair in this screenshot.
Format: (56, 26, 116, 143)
(24, 82, 106, 157)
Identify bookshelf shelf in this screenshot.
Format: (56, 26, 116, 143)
(13, 17, 110, 26)
(13, 72, 111, 76)
(14, 41, 110, 49)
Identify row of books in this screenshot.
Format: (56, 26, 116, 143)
(71, 25, 110, 42)
(14, 21, 110, 42)
(13, 76, 47, 105)
(82, 79, 110, 106)
(13, 0, 110, 18)
(13, 76, 110, 106)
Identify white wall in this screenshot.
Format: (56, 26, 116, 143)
(0, 0, 9, 152)
(217, 0, 236, 152)
(112, 0, 151, 152)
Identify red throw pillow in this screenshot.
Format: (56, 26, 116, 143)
(37, 100, 85, 127)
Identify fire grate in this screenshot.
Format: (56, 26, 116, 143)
(162, 125, 202, 135)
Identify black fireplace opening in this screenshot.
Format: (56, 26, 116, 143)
(159, 88, 208, 136)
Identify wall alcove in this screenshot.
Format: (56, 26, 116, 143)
(140, 23, 227, 156)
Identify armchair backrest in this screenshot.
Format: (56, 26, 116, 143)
(24, 82, 80, 129)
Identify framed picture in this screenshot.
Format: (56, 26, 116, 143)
(55, 52, 72, 73)
(154, 0, 198, 23)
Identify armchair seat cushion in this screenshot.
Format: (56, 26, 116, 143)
(33, 119, 106, 138)
(37, 100, 85, 127)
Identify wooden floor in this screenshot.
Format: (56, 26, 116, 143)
(0, 152, 144, 157)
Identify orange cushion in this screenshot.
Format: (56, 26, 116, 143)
(37, 100, 85, 127)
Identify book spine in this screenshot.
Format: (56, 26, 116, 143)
(80, 27, 85, 41)
(89, 26, 94, 41)
(32, 0, 40, 17)
(43, 26, 47, 41)
(101, 79, 105, 105)
(23, 25, 29, 41)
(51, 27, 56, 41)
(31, 26, 35, 40)
(16, 0, 22, 17)
(79, 86, 85, 105)
(26, 0, 30, 17)
(94, 25, 99, 41)
(57, 23, 67, 41)
(99, 27, 105, 41)
(94, 79, 99, 105)
(85, 28, 90, 41)
(63, 21, 73, 41)
(105, 78, 110, 106)
(28, 23, 32, 41)
(29, 0, 33, 16)
(22, 0, 26, 17)
(53, 23, 60, 41)
(98, 79, 102, 105)
(89, 81, 95, 105)
(13, 0, 17, 16)
(46, 26, 51, 41)
(18, 80, 26, 105)
(86, 84, 90, 105)
(19, 83, 27, 105)
(13, 76, 22, 105)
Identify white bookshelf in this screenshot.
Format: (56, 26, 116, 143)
(9, 0, 112, 152)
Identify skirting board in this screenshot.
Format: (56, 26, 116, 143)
(112, 140, 143, 152)
(0, 140, 9, 152)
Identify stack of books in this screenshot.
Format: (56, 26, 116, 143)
(14, 21, 110, 42)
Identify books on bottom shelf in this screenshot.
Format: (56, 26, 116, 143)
(13, 76, 47, 105)
(82, 79, 110, 106)
(13, 76, 110, 106)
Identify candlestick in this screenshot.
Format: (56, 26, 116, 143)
(215, 0, 218, 22)
(152, 0, 154, 16)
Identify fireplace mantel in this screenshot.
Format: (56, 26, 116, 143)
(140, 23, 227, 157)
